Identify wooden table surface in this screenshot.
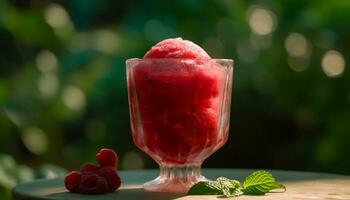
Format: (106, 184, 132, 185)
(12, 169, 350, 200)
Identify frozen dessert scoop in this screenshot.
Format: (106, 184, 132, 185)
(144, 37, 210, 59)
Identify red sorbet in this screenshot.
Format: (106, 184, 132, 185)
(128, 38, 227, 165)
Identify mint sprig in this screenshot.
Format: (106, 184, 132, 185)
(187, 170, 286, 198)
(217, 177, 243, 197)
(187, 180, 222, 195)
(243, 170, 286, 195)
(187, 177, 242, 197)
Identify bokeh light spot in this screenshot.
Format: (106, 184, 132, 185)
(37, 73, 59, 98)
(17, 165, 34, 183)
(44, 3, 74, 38)
(4, 108, 22, 127)
(45, 4, 69, 28)
(61, 86, 86, 111)
(22, 127, 48, 155)
(0, 154, 16, 169)
(122, 151, 144, 170)
(36, 50, 58, 73)
(0, 168, 17, 188)
(94, 30, 119, 54)
(248, 7, 277, 35)
(321, 50, 345, 78)
(285, 33, 309, 57)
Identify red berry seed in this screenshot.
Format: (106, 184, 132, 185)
(79, 173, 109, 194)
(80, 163, 98, 174)
(64, 171, 81, 192)
(96, 166, 121, 192)
(96, 148, 118, 167)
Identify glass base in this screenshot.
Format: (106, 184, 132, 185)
(143, 164, 207, 193)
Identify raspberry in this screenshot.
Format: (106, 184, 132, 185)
(96, 148, 118, 167)
(96, 166, 121, 192)
(80, 163, 98, 174)
(78, 173, 109, 194)
(64, 171, 81, 192)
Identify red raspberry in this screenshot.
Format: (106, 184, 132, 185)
(78, 173, 109, 194)
(96, 148, 118, 167)
(96, 166, 121, 192)
(64, 171, 81, 192)
(80, 163, 98, 174)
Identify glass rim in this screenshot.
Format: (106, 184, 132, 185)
(126, 58, 234, 64)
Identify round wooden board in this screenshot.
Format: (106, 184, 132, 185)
(13, 169, 350, 200)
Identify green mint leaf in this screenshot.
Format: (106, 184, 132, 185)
(188, 170, 286, 198)
(216, 177, 243, 197)
(243, 170, 286, 195)
(187, 177, 243, 197)
(187, 181, 223, 195)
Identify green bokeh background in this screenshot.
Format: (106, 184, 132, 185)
(0, 0, 350, 199)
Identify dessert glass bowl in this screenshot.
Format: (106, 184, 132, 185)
(126, 58, 234, 193)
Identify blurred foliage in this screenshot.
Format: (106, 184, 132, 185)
(0, 0, 350, 199)
(0, 153, 66, 199)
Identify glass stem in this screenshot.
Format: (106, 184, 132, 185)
(143, 164, 208, 192)
(159, 164, 204, 182)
